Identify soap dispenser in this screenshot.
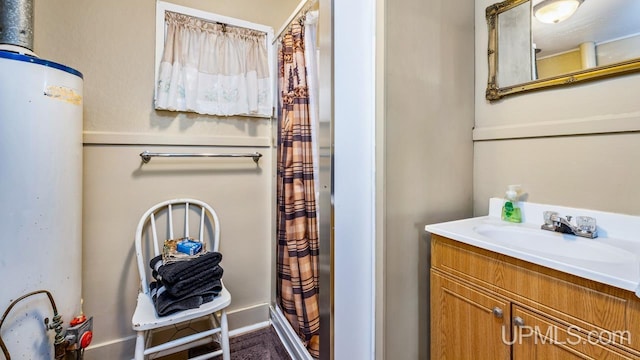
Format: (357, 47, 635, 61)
(501, 185, 522, 223)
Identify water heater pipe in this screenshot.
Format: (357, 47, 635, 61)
(0, 0, 34, 51)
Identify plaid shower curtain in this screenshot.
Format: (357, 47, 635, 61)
(276, 21, 320, 358)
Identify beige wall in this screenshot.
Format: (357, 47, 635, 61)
(475, 0, 640, 216)
(475, 133, 640, 215)
(384, 0, 475, 358)
(33, 0, 298, 356)
(34, 0, 294, 137)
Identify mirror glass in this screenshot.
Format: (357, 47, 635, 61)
(533, 0, 640, 81)
(486, 0, 640, 100)
(497, 1, 533, 87)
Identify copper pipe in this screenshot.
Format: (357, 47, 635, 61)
(0, 290, 59, 360)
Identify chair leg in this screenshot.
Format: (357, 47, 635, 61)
(208, 313, 220, 343)
(220, 310, 230, 360)
(134, 331, 145, 360)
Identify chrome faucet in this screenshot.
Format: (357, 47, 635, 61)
(541, 213, 598, 239)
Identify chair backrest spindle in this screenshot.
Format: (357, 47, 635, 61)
(150, 213, 160, 256)
(199, 206, 205, 242)
(168, 204, 174, 239)
(185, 202, 190, 238)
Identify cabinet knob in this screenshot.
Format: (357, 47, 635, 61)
(492, 307, 503, 319)
(513, 316, 525, 327)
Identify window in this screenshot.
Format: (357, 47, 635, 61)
(154, 1, 274, 117)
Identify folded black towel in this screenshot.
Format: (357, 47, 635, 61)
(149, 281, 217, 317)
(164, 266, 224, 298)
(150, 251, 222, 285)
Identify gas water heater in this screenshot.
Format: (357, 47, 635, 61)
(0, 0, 89, 357)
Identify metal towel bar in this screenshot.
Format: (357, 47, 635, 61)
(140, 151, 262, 164)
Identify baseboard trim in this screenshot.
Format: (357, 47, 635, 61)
(269, 305, 313, 360)
(84, 334, 137, 352)
(229, 320, 271, 337)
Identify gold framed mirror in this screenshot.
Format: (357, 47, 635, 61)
(486, 0, 640, 101)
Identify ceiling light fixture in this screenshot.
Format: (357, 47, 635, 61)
(534, 0, 584, 24)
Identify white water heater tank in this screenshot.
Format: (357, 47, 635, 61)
(0, 51, 83, 359)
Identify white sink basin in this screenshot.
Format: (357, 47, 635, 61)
(425, 198, 640, 295)
(473, 223, 638, 264)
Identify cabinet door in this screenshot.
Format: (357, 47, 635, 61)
(512, 306, 636, 360)
(431, 271, 511, 360)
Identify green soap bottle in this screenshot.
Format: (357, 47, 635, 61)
(501, 185, 522, 223)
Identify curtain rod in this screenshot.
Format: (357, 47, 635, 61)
(273, 0, 318, 44)
(166, 10, 268, 35)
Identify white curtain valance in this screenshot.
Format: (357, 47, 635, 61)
(155, 11, 271, 117)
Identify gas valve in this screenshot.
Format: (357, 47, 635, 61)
(64, 315, 94, 351)
(0, 291, 94, 360)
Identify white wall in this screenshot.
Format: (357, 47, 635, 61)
(474, 0, 640, 216)
(33, 0, 298, 357)
(334, 0, 376, 358)
(597, 34, 640, 66)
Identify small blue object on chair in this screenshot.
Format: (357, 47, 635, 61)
(177, 239, 203, 255)
(131, 198, 231, 360)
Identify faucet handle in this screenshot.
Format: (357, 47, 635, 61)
(543, 211, 558, 225)
(576, 216, 597, 233)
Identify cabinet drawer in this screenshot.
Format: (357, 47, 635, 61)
(431, 235, 640, 354)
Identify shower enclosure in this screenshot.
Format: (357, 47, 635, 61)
(271, 0, 377, 359)
(270, 1, 328, 359)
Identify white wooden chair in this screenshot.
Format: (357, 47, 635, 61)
(132, 198, 231, 360)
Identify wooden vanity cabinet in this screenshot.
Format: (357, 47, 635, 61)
(430, 234, 640, 360)
(431, 272, 511, 359)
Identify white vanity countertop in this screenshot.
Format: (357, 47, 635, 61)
(425, 198, 640, 295)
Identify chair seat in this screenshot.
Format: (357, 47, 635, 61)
(132, 285, 231, 331)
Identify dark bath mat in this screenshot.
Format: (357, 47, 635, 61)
(189, 325, 292, 360)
